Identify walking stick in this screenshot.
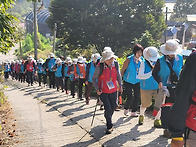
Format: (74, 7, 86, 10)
(91, 97, 98, 126)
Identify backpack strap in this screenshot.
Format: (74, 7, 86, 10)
(99, 61, 119, 77)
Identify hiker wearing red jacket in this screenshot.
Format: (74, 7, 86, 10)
(92, 49, 122, 134)
(24, 56, 36, 86)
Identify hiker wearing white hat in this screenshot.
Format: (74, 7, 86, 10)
(24, 56, 36, 86)
(152, 39, 184, 137)
(67, 58, 78, 98)
(37, 58, 44, 86)
(19, 60, 25, 83)
(10, 60, 16, 80)
(92, 49, 122, 134)
(103, 47, 112, 52)
(121, 44, 144, 117)
(45, 53, 56, 88)
(85, 54, 100, 104)
(77, 57, 86, 100)
(14, 60, 20, 80)
(137, 47, 162, 127)
(52, 58, 64, 92)
(63, 57, 72, 94)
(3, 61, 10, 80)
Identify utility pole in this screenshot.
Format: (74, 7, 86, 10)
(53, 23, 57, 53)
(165, 7, 168, 43)
(33, 2, 38, 60)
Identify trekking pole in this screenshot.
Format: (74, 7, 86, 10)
(91, 97, 98, 126)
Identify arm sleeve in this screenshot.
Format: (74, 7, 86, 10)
(138, 61, 152, 80)
(85, 63, 90, 81)
(152, 59, 161, 84)
(121, 58, 130, 76)
(116, 62, 122, 87)
(92, 66, 100, 90)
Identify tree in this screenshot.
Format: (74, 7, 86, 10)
(48, 0, 165, 55)
(170, 0, 196, 22)
(0, 0, 19, 53)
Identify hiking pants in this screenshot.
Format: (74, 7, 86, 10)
(38, 73, 42, 85)
(64, 77, 69, 91)
(43, 74, 47, 85)
(78, 78, 86, 98)
(48, 71, 55, 87)
(70, 80, 77, 96)
(100, 91, 118, 129)
(55, 76, 63, 89)
(4, 72, 9, 79)
(26, 71, 33, 84)
(124, 81, 140, 112)
(85, 82, 93, 98)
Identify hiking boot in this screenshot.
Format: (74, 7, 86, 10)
(131, 112, 138, 117)
(100, 105, 104, 110)
(124, 109, 129, 116)
(86, 97, 90, 105)
(163, 129, 171, 138)
(138, 115, 144, 125)
(106, 126, 114, 134)
(115, 106, 121, 111)
(154, 119, 163, 128)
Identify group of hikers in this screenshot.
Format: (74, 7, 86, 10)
(1, 39, 196, 146)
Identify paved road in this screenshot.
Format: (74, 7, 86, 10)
(4, 79, 171, 147)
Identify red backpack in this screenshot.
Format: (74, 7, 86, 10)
(26, 61, 34, 72)
(186, 91, 196, 131)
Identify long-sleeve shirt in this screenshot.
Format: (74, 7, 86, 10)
(138, 60, 152, 80)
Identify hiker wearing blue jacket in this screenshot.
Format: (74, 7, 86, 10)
(37, 58, 44, 86)
(152, 39, 184, 138)
(53, 58, 64, 92)
(85, 53, 100, 104)
(121, 44, 144, 117)
(45, 53, 56, 88)
(138, 47, 162, 128)
(63, 57, 72, 94)
(4, 61, 10, 80)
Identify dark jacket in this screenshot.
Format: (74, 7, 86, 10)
(168, 51, 196, 137)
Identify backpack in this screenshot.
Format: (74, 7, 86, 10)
(186, 91, 196, 131)
(99, 61, 119, 77)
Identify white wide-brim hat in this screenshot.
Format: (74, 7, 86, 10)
(56, 58, 62, 64)
(77, 57, 83, 63)
(143, 47, 160, 62)
(103, 47, 112, 52)
(72, 58, 78, 64)
(160, 39, 183, 55)
(94, 53, 101, 59)
(50, 53, 55, 58)
(38, 58, 44, 63)
(27, 56, 33, 60)
(100, 51, 117, 63)
(65, 57, 72, 63)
